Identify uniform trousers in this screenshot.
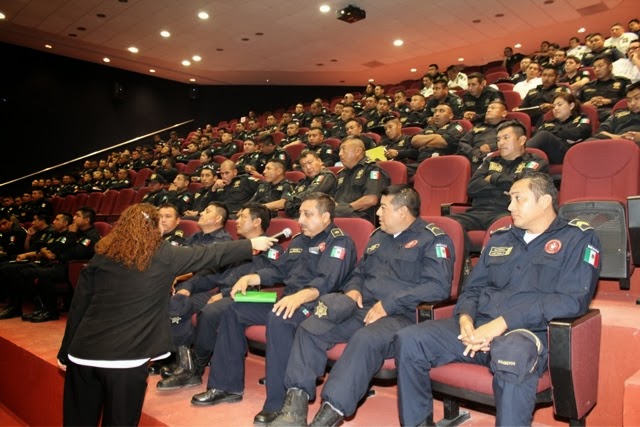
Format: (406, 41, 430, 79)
(63, 361, 148, 426)
(394, 317, 544, 427)
(284, 308, 413, 416)
(526, 131, 570, 164)
(208, 301, 308, 412)
(0, 262, 66, 310)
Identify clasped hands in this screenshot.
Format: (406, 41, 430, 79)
(458, 314, 507, 358)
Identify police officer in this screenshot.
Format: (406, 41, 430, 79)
(156, 204, 283, 391)
(235, 139, 263, 175)
(141, 174, 170, 207)
(210, 130, 238, 160)
(527, 92, 593, 163)
(211, 160, 260, 218)
(411, 104, 465, 166)
(190, 194, 357, 424)
(457, 101, 508, 172)
(404, 94, 430, 128)
(259, 135, 291, 171)
(0, 213, 27, 262)
(380, 117, 419, 164)
(165, 173, 194, 215)
(581, 33, 625, 67)
(590, 81, 640, 140)
(185, 202, 232, 246)
(110, 169, 133, 190)
(248, 160, 293, 214)
(448, 120, 548, 241)
(281, 121, 304, 146)
(284, 150, 337, 218)
(463, 72, 506, 123)
(579, 55, 630, 121)
(516, 66, 570, 127)
(365, 96, 395, 133)
(184, 165, 218, 218)
(158, 204, 186, 246)
(333, 137, 390, 222)
(329, 105, 357, 140)
(426, 78, 464, 120)
(394, 172, 601, 427)
(306, 127, 337, 167)
(272, 185, 455, 426)
(22, 212, 53, 256)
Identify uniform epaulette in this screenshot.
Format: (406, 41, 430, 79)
(568, 218, 593, 231)
(426, 223, 445, 236)
(370, 227, 381, 237)
(175, 230, 184, 237)
(614, 109, 630, 118)
(291, 232, 302, 239)
(490, 225, 512, 234)
(331, 228, 345, 238)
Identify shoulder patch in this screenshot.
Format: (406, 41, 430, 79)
(370, 226, 381, 237)
(568, 218, 593, 232)
(426, 223, 444, 236)
(331, 228, 344, 238)
(490, 225, 512, 235)
(175, 230, 184, 237)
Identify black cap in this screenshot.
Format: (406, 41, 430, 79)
(300, 293, 357, 335)
(489, 329, 543, 384)
(148, 173, 166, 184)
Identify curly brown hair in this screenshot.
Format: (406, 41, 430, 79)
(95, 203, 163, 271)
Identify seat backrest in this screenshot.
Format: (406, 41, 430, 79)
(559, 139, 640, 205)
(363, 132, 381, 145)
(452, 119, 473, 133)
(134, 187, 150, 204)
(188, 182, 203, 193)
(271, 131, 285, 145)
(482, 215, 514, 247)
(401, 127, 423, 136)
(110, 188, 136, 217)
(60, 195, 76, 214)
(495, 82, 514, 91)
(230, 152, 243, 163)
(486, 71, 509, 84)
(378, 160, 408, 185)
(267, 218, 301, 250)
(224, 219, 238, 240)
(323, 138, 341, 151)
(421, 216, 466, 299)
(284, 170, 305, 183)
(612, 99, 628, 113)
(501, 90, 522, 111)
(184, 159, 202, 175)
(283, 142, 307, 162)
(85, 192, 104, 212)
(127, 169, 137, 183)
(579, 104, 600, 134)
(72, 193, 88, 213)
(93, 221, 113, 237)
(506, 112, 532, 138)
(133, 168, 152, 188)
(414, 155, 471, 216)
(96, 190, 118, 216)
(177, 219, 201, 237)
(334, 217, 376, 260)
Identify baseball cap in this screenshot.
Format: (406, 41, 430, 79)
(489, 329, 543, 384)
(148, 173, 166, 184)
(300, 293, 357, 335)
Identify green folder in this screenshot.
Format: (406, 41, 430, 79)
(235, 291, 278, 303)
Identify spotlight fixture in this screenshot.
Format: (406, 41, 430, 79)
(337, 5, 366, 24)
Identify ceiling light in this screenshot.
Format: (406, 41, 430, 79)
(190, 78, 196, 82)
(45, 44, 52, 49)
(149, 69, 155, 73)
(103, 57, 111, 63)
(0, 13, 6, 20)
(160, 30, 170, 38)
(578, 27, 586, 33)
(266, 79, 270, 82)
(182, 60, 191, 66)
(198, 11, 209, 20)
(514, 43, 522, 48)
(458, 57, 464, 62)
(128, 46, 138, 53)
(319, 5, 331, 13)
(192, 55, 202, 61)
(393, 39, 404, 47)
(368, 78, 374, 82)
(410, 68, 417, 72)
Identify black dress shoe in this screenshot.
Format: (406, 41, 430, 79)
(22, 310, 45, 322)
(191, 389, 243, 406)
(253, 410, 279, 425)
(148, 362, 163, 375)
(30, 310, 60, 323)
(0, 306, 22, 320)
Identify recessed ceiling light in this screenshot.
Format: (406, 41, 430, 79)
(266, 79, 270, 82)
(319, 5, 331, 13)
(410, 68, 417, 72)
(198, 11, 209, 20)
(128, 46, 139, 53)
(44, 44, 52, 49)
(578, 27, 586, 33)
(368, 78, 374, 82)
(182, 60, 191, 66)
(160, 30, 170, 38)
(0, 13, 5, 20)
(514, 43, 522, 48)
(393, 39, 404, 47)
(190, 78, 196, 82)
(192, 55, 202, 61)
(103, 57, 111, 63)
(458, 57, 464, 62)
(149, 69, 155, 73)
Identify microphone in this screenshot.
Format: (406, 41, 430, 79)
(271, 228, 293, 240)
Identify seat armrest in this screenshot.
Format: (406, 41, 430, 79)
(416, 299, 457, 322)
(441, 203, 471, 216)
(548, 309, 601, 421)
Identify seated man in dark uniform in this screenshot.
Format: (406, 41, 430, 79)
(579, 55, 630, 121)
(272, 185, 455, 426)
(141, 174, 170, 207)
(426, 79, 464, 121)
(380, 117, 418, 164)
(165, 173, 194, 215)
(284, 150, 337, 218)
(0, 213, 27, 263)
(457, 101, 508, 172)
(394, 172, 601, 427)
(158, 204, 185, 246)
(333, 137, 390, 222)
(462, 73, 506, 124)
(248, 160, 293, 215)
(211, 160, 261, 218)
(589, 80, 640, 141)
(514, 66, 569, 127)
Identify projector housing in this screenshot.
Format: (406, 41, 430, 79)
(337, 5, 366, 23)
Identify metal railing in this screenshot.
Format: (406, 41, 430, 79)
(0, 119, 194, 189)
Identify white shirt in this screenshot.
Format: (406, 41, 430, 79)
(567, 45, 590, 61)
(420, 86, 433, 98)
(448, 72, 468, 90)
(513, 77, 542, 99)
(613, 58, 640, 83)
(605, 33, 639, 54)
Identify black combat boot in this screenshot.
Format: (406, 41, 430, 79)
(268, 388, 309, 426)
(309, 402, 344, 427)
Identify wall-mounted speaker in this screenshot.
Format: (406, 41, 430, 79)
(112, 82, 125, 100)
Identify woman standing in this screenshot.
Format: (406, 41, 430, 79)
(526, 92, 593, 163)
(57, 203, 273, 426)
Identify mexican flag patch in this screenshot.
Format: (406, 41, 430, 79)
(435, 243, 450, 259)
(267, 248, 280, 260)
(583, 245, 599, 267)
(330, 246, 346, 260)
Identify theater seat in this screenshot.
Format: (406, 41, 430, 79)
(502, 90, 522, 111)
(414, 155, 471, 216)
(378, 160, 407, 185)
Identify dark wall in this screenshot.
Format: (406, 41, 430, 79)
(0, 43, 360, 194)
